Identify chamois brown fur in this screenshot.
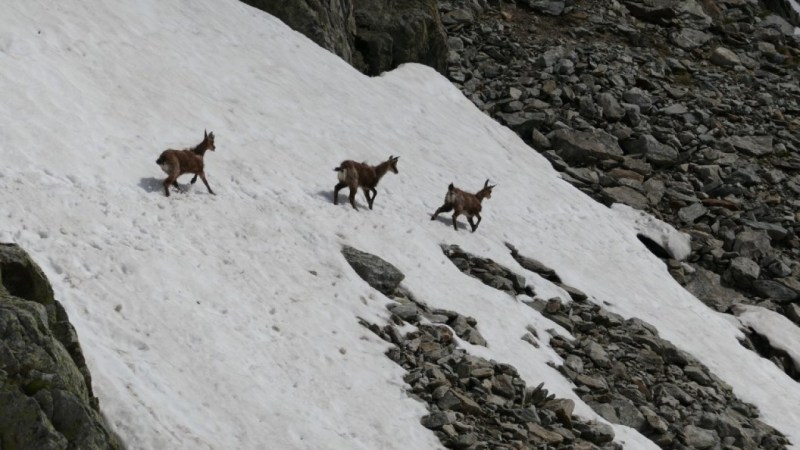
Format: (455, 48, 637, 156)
(156, 130, 216, 197)
(333, 155, 399, 210)
(431, 179, 495, 232)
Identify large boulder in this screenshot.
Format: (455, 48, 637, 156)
(0, 244, 122, 450)
(353, 0, 448, 75)
(550, 128, 625, 166)
(620, 0, 712, 29)
(241, 0, 357, 64)
(342, 245, 405, 296)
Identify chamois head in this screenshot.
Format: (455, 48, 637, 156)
(387, 155, 399, 174)
(476, 179, 496, 201)
(204, 130, 216, 151)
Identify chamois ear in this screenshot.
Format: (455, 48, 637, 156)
(484, 179, 490, 188)
(392, 155, 399, 161)
(448, 182, 454, 191)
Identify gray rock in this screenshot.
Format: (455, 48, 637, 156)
(438, 389, 482, 414)
(752, 280, 798, 303)
(585, 340, 611, 368)
(342, 246, 405, 296)
(678, 202, 707, 223)
(421, 411, 457, 429)
(732, 230, 773, 261)
(597, 92, 626, 121)
(622, 88, 653, 112)
(683, 424, 719, 449)
(640, 406, 669, 433)
(531, 129, 551, 149)
(622, 0, 712, 28)
(685, 267, 747, 311)
(389, 303, 419, 321)
(728, 256, 760, 287)
(0, 244, 121, 450)
(551, 128, 624, 165)
(578, 421, 615, 444)
(710, 47, 741, 67)
(661, 103, 689, 115)
(612, 396, 646, 430)
(528, 0, 566, 16)
(603, 186, 650, 210)
(721, 135, 774, 157)
(671, 28, 712, 50)
(622, 134, 679, 167)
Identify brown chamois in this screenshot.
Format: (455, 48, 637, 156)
(431, 179, 496, 232)
(156, 130, 216, 197)
(333, 155, 399, 210)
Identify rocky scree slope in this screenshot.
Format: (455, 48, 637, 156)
(437, 0, 800, 374)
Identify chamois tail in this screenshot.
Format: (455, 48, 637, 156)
(156, 155, 166, 165)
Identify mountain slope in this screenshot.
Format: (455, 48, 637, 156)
(0, 0, 798, 448)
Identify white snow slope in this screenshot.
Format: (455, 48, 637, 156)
(1, 1, 798, 449)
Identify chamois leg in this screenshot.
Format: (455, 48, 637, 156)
(163, 174, 178, 197)
(198, 172, 215, 195)
(348, 186, 358, 210)
(191, 174, 198, 184)
(431, 203, 453, 220)
(472, 213, 482, 232)
(333, 182, 346, 205)
(468, 216, 478, 232)
(451, 212, 460, 231)
(366, 188, 377, 209)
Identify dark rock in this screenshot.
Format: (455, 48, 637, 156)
(728, 256, 760, 288)
(622, 134, 679, 167)
(342, 245, 405, 296)
(683, 424, 718, 449)
(551, 128, 625, 166)
(242, 0, 356, 63)
(671, 28, 712, 50)
(0, 244, 121, 450)
(752, 280, 798, 303)
(732, 230, 773, 261)
(421, 411, 457, 429)
(527, 1, 566, 16)
(597, 92, 626, 121)
(721, 135, 774, 157)
(353, 0, 447, 75)
(710, 47, 741, 67)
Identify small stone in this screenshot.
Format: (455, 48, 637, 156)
(421, 411, 457, 429)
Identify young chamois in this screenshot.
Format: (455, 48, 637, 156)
(431, 179, 496, 232)
(156, 130, 216, 197)
(333, 155, 399, 210)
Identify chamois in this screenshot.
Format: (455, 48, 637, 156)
(156, 130, 216, 197)
(431, 179, 496, 232)
(333, 155, 399, 210)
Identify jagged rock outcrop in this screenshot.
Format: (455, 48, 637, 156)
(352, 0, 448, 75)
(241, 0, 357, 64)
(243, 0, 448, 76)
(0, 243, 122, 450)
